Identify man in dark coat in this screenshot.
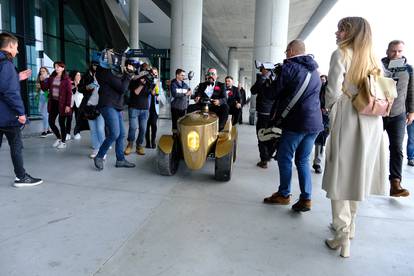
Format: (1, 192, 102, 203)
(263, 40, 323, 212)
(188, 68, 229, 130)
(0, 32, 42, 186)
(224, 76, 242, 125)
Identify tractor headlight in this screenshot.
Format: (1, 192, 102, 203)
(187, 131, 200, 152)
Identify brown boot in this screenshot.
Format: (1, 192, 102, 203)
(263, 192, 290, 205)
(390, 178, 409, 197)
(136, 145, 145, 155)
(124, 141, 133, 155)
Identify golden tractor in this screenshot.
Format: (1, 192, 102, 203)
(156, 105, 237, 181)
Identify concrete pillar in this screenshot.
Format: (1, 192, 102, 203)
(228, 47, 239, 85)
(250, 0, 289, 124)
(129, 0, 139, 49)
(170, 0, 203, 90)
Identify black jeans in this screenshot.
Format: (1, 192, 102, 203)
(0, 126, 26, 178)
(48, 100, 71, 142)
(256, 113, 272, 162)
(145, 111, 158, 147)
(171, 108, 186, 131)
(383, 113, 406, 180)
(229, 105, 241, 125)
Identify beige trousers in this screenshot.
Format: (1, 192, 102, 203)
(331, 200, 358, 238)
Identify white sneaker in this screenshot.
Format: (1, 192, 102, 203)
(66, 134, 71, 141)
(52, 139, 61, 147)
(74, 133, 81, 140)
(89, 149, 99, 159)
(57, 142, 67, 149)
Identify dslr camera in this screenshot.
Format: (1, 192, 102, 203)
(255, 60, 283, 80)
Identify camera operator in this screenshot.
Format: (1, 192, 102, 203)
(251, 63, 278, 169)
(381, 40, 413, 197)
(125, 67, 154, 156)
(93, 53, 135, 171)
(262, 39, 323, 212)
(187, 68, 229, 130)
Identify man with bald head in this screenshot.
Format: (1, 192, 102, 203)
(188, 68, 228, 130)
(263, 39, 323, 212)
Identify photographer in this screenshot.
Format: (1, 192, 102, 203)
(262, 40, 323, 212)
(381, 40, 413, 197)
(251, 63, 278, 169)
(125, 67, 153, 156)
(188, 68, 228, 130)
(93, 52, 135, 171)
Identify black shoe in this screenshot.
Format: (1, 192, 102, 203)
(292, 199, 312, 212)
(94, 157, 104, 171)
(408, 160, 414, 166)
(313, 164, 322, 174)
(145, 144, 151, 149)
(40, 131, 47, 138)
(115, 159, 136, 168)
(46, 130, 53, 136)
(14, 174, 43, 187)
(151, 144, 156, 149)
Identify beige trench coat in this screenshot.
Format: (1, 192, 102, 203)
(322, 48, 387, 201)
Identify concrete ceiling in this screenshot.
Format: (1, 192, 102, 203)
(202, 0, 328, 76)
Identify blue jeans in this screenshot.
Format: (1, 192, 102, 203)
(407, 123, 414, 161)
(97, 107, 125, 161)
(88, 114, 105, 150)
(39, 92, 49, 131)
(127, 108, 149, 146)
(276, 130, 318, 200)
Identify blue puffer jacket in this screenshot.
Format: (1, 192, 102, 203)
(0, 51, 25, 127)
(272, 55, 323, 133)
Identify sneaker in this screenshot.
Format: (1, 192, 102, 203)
(263, 192, 291, 205)
(57, 142, 67, 149)
(14, 173, 43, 187)
(408, 160, 414, 166)
(66, 134, 71, 141)
(292, 199, 312, 212)
(40, 131, 47, 138)
(115, 159, 136, 168)
(46, 130, 53, 136)
(94, 157, 104, 171)
(136, 146, 145, 155)
(74, 133, 81, 140)
(52, 139, 61, 148)
(89, 149, 99, 159)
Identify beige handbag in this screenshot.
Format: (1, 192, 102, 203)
(345, 75, 397, 117)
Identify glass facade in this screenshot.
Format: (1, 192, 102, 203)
(0, 0, 100, 117)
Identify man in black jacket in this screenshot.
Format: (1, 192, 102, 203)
(188, 68, 229, 130)
(93, 62, 135, 171)
(251, 67, 277, 168)
(224, 76, 242, 125)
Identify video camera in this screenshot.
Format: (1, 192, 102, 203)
(255, 60, 283, 80)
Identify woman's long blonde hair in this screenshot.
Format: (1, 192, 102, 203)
(337, 17, 381, 91)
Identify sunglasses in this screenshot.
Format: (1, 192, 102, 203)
(206, 72, 216, 76)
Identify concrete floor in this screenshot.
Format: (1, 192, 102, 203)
(1, 115, 414, 276)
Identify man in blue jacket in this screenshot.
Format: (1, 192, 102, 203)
(262, 40, 323, 212)
(0, 32, 43, 187)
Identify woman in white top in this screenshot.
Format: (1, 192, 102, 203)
(322, 17, 387, 258)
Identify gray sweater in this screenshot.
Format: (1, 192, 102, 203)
(382, 57, 414, 117)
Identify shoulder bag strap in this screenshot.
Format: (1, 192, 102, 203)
(280, 72, 312, 119)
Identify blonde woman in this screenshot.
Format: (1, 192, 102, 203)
(322, 17, 387, 258)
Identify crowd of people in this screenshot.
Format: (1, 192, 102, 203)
(1, 15, 413, 259)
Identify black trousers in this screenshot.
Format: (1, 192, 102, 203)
(171, 108, 186, 131)
(187, 103, 229, 130)
(383, 113, 406, 180)
(146, 111, 158, 147)
(48, 100, 71, 143)
(256, 113, 272, 162)
(0, 126, 25, 178)
(229, 105, 241, 125)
